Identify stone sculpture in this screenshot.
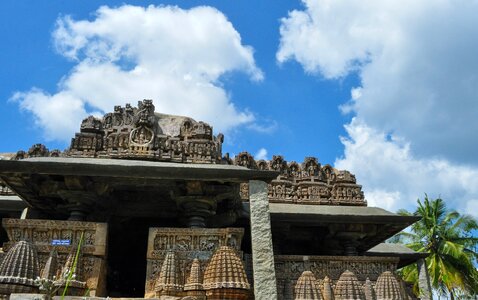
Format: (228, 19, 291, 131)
(184, 258, 205, 300)
(375, 271, 402, 300)
(235, 152, 366, 206)
(322, 276, 334, 300)
(334, 270, 365, 300)
(294, 270, 322, 300)
(364, 278, 375, 300)
(40, 250, 58, 280)
(0, 241, 39, 296)
(1, 219, 107, 296)
(203, 246, 250, 300)
(155, 251, 183, 297)
(66, 100, 224, 164)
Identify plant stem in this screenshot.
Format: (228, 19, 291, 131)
(61, 231, 84, 299)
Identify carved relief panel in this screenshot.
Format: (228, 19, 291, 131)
(235, 153, 367, 206)
(144, 227, 244, 298)
(272, 255, 399, 300)
(63, 100, 224, 163)
(1, 218, 107, 297)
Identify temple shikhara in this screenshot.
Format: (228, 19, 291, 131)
(0, 100, 431, 299)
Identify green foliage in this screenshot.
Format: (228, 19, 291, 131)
(61, 231, 84, 299)
(35, 231, 86, 300)
(393, 195, 478, 299)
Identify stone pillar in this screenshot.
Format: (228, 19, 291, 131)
(249, 180, 277, 299)
(417, 258, 432, 300)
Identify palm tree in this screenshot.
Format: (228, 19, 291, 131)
(393, 195, 478, 299)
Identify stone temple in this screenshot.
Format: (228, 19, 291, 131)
(0, 100, 431, 299)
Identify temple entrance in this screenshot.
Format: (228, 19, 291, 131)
(106, 217, 150, 297)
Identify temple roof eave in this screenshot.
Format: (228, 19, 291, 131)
(267, 203, 420, 225)
(243, 203, 420, 255)
(0, 157, 279, 183)
(365, 242, 429, 268)
(0, 195, 27, 212)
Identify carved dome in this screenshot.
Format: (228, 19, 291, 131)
(322, 276, 334, 300)
(155, 251, 183, 296)
(203, 246, 250, 300)
(184, 258, 205, 299)
(364, 278, 375, 300)
(0, 240, 39, 294)
(59, 245, 86, 289)
(334, 270, 365, 300)
(41, 250, 58, 280)
(375, 271, 402, 300)
(184, 258, 204, 291)
(294, 270, 322, 300)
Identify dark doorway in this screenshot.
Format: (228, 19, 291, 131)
(106, 217, 150, 297)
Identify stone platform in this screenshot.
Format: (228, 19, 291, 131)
(10, 296, 162, 300)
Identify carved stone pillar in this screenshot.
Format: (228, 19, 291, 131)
(335, 235, 360, 256)
(342, 240, 359, 256)
(249, 180, 277, 299)
(58, 190, 95, 221)
(66, 203, 89, 221)
(417, 258, 432, 300)
(176, 196, 215, 228)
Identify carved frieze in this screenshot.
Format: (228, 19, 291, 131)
(12, 144, 60, 160)
(235, 153, 367, 206)
(1, 219, 107, 297)
(145, 227, 244, 298)
(272, 255, 399, 300)
(66, 100, 224, 163)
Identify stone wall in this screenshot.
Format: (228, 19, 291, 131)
(273, 255, 399, 300)
(1, 218, 108, 297)
(144, 227, 244, 298)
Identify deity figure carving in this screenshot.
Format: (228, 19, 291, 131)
(232, 153, 366, 206)
(234, 152, 257, 169)
(56, 100, 224, 163)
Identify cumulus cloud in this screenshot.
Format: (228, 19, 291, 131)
(254, 148, 268, 160)
(335, 120, 478, 215)
(278, 0, 478, 214)
(13, 5, 263, 142)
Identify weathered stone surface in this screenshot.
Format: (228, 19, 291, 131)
(416, 259, 432, 300)
(274, 255, 398, 300)
(236, 153, 366, 206)
(2, 219, 108, 297)
(64, 100, 225, 164)
(144, 227, 244, 298)
(375, 271, 402, 300)
(249, 180, 277, 299)
(10, 294, 46, 300)
(203, 246, 250, 299)
(334, 270, 364, 300)
(0, 240, 39, 295)
(155, 251, 182, 297)
(294, 270, 322, 300)
(364, 278, 375, 300)
(0, 157, 278, 183)
(322, 276, 334, 300)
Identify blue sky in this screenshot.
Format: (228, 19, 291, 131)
(1, 0, 478, 216)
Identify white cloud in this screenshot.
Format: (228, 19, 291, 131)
(335, 120, 478, 216)
(278, 0, 478, 214)
(13, 5, 263, 142)
(254, 148, 268, 160)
